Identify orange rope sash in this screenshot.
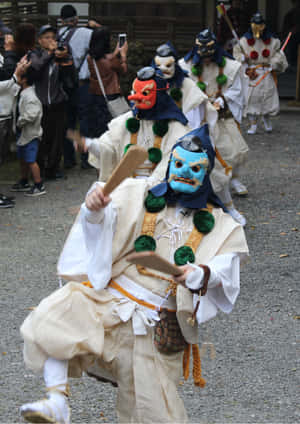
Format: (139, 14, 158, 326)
(108, 279, 176, 312)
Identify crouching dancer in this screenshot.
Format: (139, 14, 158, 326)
(20, 126, 248, 423)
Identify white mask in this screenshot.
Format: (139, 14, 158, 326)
(154, 55, 176, 79)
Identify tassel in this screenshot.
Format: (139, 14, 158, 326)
(182, 344, 191, 381)
(192, 344, 206, 388)
(182, 344, 206, 387)
(215, 147, 232, 175)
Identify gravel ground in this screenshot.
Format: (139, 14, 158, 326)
(0, 111, 299, 424)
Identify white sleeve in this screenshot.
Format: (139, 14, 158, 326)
(86, 137, 101, 160)
(81, 196, 117, 291)
(57, 182, 117, 290)
(186, 103, 206, 130)
(193, 252, 241, 324)
(223, 72, 244, 123)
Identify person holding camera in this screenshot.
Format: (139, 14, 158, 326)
(86, 26, 128, 138)
(29, 25, 76, 180)
(58, 4, 93, 169)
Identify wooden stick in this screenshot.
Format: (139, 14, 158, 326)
(103, 145, 148, 196)
(281, 32, 292, 52)
(126, 251, 184, 276)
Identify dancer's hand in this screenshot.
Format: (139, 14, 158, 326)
(67, 129, 87, 152)
(173, 265, 195, 286)
(85, 185, 111, 211)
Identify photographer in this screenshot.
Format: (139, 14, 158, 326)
(0, 23, 35, 81)
(58, 4, 93, 169)
(86, 27, 128, 138)
(29, 25, 76, 180)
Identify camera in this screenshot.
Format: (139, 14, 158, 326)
(118, 33, 127, 48)
(57, 41, 66, 51)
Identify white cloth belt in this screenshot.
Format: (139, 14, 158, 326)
(107, 274, 176, 335)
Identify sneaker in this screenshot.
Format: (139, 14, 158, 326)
(0, 193, 15, 202)
(24, 184, 46, 197)
(0, 197, 14, 208)
(11, 180, 30, 192)
(230, 178, 248, 196)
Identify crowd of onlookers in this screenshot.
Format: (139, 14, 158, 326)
(0, 4, 128, 208)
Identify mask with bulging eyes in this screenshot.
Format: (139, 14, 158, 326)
(195, 38, 216, 58)
(168, 146, 210, 194)
(128, 78, 157, 110)
(154, 55, 176, 79)
(251, 22, 266, 39)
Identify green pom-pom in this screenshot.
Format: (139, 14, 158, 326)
(134, 235, 156, 252)
(174, 246, 195, 266)
(144, 192, 166, 213)
(170, 87, 183, 102)
(148, 147, 162, 164)
(193, 210, 215, 233)
(218, 56, 226, 68)
(124, 143, 133, 154)
(191, 65, 202, 76)
(197, 81, 207, 91)
(152, 120, 169, 137)
(126, 117, 140, 133)
(216, 74, 228, 86)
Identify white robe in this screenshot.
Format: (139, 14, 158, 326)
(21, 179, 249, 423)
(179, 57, 249, 188)
(234, 36, 288, 116)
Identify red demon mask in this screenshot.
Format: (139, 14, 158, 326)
(128, 78, 157, 110)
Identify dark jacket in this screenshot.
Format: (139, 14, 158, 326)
(0, 51, 20, 81)
(29, 48, 75, 106)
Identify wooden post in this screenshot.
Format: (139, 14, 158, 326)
(296, 44, 300, 102)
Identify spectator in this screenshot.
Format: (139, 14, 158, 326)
(86, 26, 128, 138)
(58, 4, 93, 169)
(0, 23, 36, 81)
(29, 25, 75, 180)
(0, 59, 29, 208)
(11, 66, 45, 197)
(87, 18, 102, 30)
(0, 19, 12, 59)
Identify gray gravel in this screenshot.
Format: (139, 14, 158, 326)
(0, 111, 299, 423)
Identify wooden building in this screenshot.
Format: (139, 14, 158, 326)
(0, 0, 296, 51)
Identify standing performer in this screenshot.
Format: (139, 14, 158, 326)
(234, 11, 288, 134)
(20, 127, 248, 423)
(179, 29, 249, 225)
(76, 66, 191, 182)
(152, 41, 218, 133)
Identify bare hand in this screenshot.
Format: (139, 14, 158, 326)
(173, 264, 195, 287)
(213, 101, 221, 111)
(4, 34, 15, 51)
(15, 56, 31, 82)
(119, 40, 128, 59)
(48, 39, 58, 52)
(67, 129, 87, 153)
(85, 185, 111, 211)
